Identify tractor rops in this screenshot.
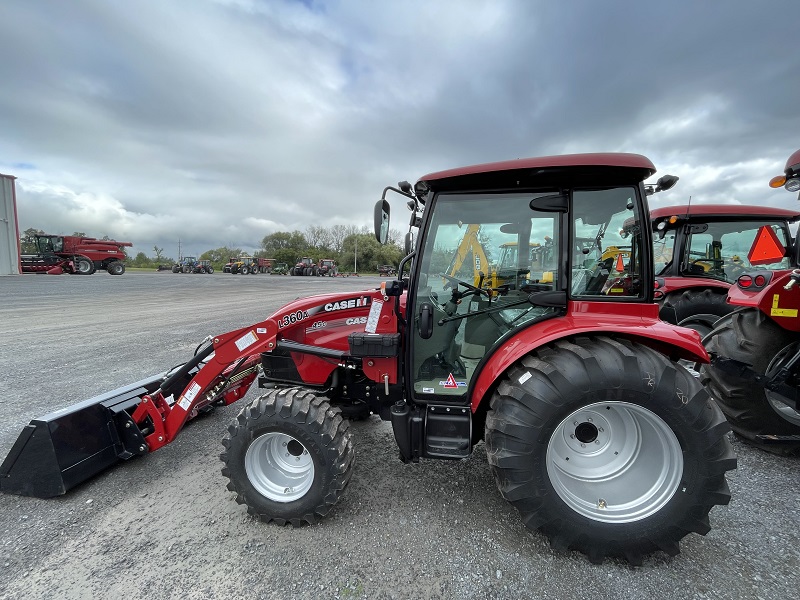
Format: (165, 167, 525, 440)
(0, 153, 736, 564)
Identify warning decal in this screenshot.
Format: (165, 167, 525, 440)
(771, 294, 798, 318)
(748, 226, 786, 266)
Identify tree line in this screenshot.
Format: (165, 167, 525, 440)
(19, 224, 406, 273)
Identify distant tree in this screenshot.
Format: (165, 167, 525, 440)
(19, 228, 45, 253)
(71, 232, 87, 238)
(153, 246, 165, 261)
(306, 225, 334, 251)
(131, 252, 151, 267)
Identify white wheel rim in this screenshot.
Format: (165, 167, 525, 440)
(245, 432, 315, 502)
(547, 401, 683, 523)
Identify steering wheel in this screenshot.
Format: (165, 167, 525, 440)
(440, 273, 491, 298)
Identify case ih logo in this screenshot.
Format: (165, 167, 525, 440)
(323, 296, 371, 312)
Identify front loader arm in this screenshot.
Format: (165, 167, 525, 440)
(1, 287, 392, 498)
(134, 321, 281, 452)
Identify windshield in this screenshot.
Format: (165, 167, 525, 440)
(656, 220, 791, 281)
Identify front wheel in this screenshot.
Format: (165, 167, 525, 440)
(221, 388, 354, 525)
(75, 257, 95, 275)
(485, 336, 735, 564)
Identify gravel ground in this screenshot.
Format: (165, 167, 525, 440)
(0, 272, 798, 600)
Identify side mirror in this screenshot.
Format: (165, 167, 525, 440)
(374, 199, 390, 244)
(655, 175, 679, 193)
(404, 231, 414, 255)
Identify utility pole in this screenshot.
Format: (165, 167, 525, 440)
(354, 237, 358, 273)
(177, 238, 182, 261)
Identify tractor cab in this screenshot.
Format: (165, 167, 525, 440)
(376, 154, 675, 411)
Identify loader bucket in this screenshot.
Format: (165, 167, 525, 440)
(0, 373, 167, 498)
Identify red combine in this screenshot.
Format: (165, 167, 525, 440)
(1, 153, 735, 564)
(20, 234, 131, 275)
(701, 149, 800, 454)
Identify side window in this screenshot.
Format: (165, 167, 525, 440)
(571, 188, 643, 298)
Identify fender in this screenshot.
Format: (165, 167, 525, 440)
(726, 269, 800, 333)
(469, 300, 708, 412)
(656, 276, 730, 297)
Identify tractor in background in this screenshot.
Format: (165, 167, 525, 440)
(291, 256, 316, 276)
(172, 256, 200, 273)
(646, 204, 800, 337)
(701, 149, 800, 454)
(317, 258, 338, 276)
(193, 260, 214, 274)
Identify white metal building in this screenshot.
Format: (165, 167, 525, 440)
(0, 173, 21, 276)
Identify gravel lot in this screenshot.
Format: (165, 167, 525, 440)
(0, 272, 798, 600)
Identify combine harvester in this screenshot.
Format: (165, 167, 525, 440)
(21, 233, 131, 275)
(1, 153, 736, 564)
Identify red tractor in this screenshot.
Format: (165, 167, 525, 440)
(20, 234, 131, 275)
(317, 258, 337, 276)
(701, 149, 800, 454)
(648, 205, 800, 337)
(1, 153, 735, 564)
(291, 256, 316, 276)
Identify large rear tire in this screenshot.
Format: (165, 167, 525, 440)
(221, 388, 354, 525)
(701, 308, 800, 454)
(660, 287, 730, 326)
(485, 336, 735, 564)
(106, 261, 125, 275)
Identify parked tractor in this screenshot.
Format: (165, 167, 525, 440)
(701, 149, 800, 454)
(377, 264, 397, 276)
(172, 256, 200, 273)
(291, 256, 316, 276)
(194, 260, 214, 274)
(20, 234, 131, 275)
(224, 256, 274, 274)
(1, 153, 735, 564)
(317, 258, 337, 276)
(271, 262, 289, 275)
(645, 204, 800, 337)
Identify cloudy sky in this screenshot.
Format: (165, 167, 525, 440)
(1, 0, 798, 258)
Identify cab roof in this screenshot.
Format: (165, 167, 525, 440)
(417, 153, 657, 195)
(786, 149, 800, 176)
(650, 204, 800, 222)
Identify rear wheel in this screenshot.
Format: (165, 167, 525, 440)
(701, 308, 800, 454)
(485, 336, 735, 564)
(660, 288, 730, 325)
(221, 388, 354, 525)
(207, 266, 214, 274)
(106, 261, 125, 275)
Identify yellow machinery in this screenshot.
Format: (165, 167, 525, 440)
(445, 225, 554, 291)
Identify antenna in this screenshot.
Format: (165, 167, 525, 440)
(686, 195, 692, 215)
